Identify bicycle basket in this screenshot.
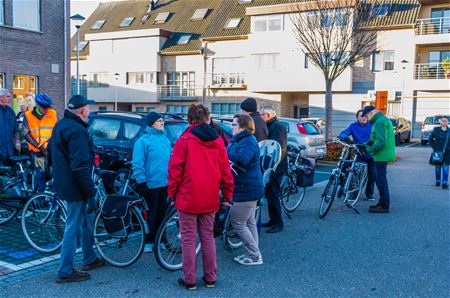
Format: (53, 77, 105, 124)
(296, 157, 316, 187)
(100, 195, 136, 237)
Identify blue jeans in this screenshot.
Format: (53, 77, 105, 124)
(435, 165, 449, 185)
(58, 200, 97, 278)
(30, 151, 46, 193)
(375, 162, 390, 208)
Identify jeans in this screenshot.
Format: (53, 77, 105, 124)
(143, 187, 168, 243)
(375, 162, 390, 208)
(265, 172, 284, 228)
(178, 211, 216, 284)
(58, 200, 97, 278)
(435, 165, 449, 185)
(30, 151, 46, 193)
(230, 200, 260, 258)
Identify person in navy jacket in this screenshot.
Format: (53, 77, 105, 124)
(339, 109, 375, 200)
(228, 114, 264, 266)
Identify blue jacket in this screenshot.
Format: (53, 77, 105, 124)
(227, 130, 264, 202)
(132, 127, 171, 189)
(0, 104, 18, 161)
(339, 121, 372, 144)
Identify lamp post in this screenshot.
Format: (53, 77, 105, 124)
(70, 14, 85, 95)
(201, 41, 208, 105)
(400, 59, 409, 117)
(114, 73, 120, 111)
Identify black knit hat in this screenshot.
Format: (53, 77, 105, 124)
(146, 111, 163, 126)
(240, 98, 257, 113)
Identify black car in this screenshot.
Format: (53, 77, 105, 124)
(88, 111, 188, 165)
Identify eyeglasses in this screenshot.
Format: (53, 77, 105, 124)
(231, 123, 239, 127)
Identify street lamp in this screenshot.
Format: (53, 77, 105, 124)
(114, 73, 120, 111)
(401, 59, 409, 117)
(70, 13, 85, 95)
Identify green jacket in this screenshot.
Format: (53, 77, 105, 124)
(366, 111, 396, 162)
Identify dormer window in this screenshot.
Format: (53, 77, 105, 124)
(176, 33, 192, 45)
(91, 20, 106, 30)
(154, 12, 170, 24)
(239, 0, 253, 3)
(73, 41, 88, 52)
(225, 18, 241, 29)
(191, 8, 208, 21)
(119, 17, 134, 27)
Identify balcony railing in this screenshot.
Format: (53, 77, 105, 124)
(415, 17, 450, 35)
(414, 63, 449, 80)
(157, 85, 199, 101)
(209, 73, 246, 88)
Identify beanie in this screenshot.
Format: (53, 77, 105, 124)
(240, 98, 257, 113)
(146, 111, 163, 126)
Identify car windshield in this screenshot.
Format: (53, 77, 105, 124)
(164, 122, 188, 145)
(425, 116, 449, 125)
(302, 122, 320, 135)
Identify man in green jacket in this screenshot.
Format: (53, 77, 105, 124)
(361, 106, 396, 213)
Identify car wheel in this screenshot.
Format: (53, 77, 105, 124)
(395, 134, 400, 146)
(405, 132, 410, 143)
(421, 140, 427, 146)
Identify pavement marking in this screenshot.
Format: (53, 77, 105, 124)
(315, 171, 332, 175)
(404, 142, 420, 148)
(0, 261, 22, 271)
(310, 179, 329, 190)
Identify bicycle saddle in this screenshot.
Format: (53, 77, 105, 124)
(9, 155, 30, 163)
(94, 168, 118, 178)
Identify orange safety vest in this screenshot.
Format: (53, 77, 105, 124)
(25, 108, 57, 152)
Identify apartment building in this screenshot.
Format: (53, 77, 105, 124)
(0, 0, 70, 113)
(72, 0, 449, 136)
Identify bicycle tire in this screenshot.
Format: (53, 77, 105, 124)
(223, 209, 243, 249)
(280, 174, 307, 212)
(319, 174, 338, 219)
(0, 205, 17, 225)
(21, 193, 67, 253)
(344, 163, 368, 206)
(94, 206, 145, 267)
(154, 207, 201, 271)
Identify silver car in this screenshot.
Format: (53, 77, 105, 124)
(421, 115, 450, 145)
(278, 117, 326, 159)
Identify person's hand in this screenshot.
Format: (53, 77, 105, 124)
(15, 142, 21, 153)
(167, 197, 175, 206)
(86, 197, 98, 215)
(223, 200, 232, 207)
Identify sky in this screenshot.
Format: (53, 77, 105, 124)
(70, 0, 121, 35)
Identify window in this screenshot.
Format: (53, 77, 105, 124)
(304, 54, 310, 68)
(294, 106, 309, 118)
(253, 53, 280, 71)
(135, 107, 145, 112)
(98, 106, 107, 111)
(395, 91, 402, 101)
(253, 14, 283, 32)
(123, 122, 142, 140)
(0, 73, 4, 88)
(321, 9, 347, 27)
(89, 72, 109, 87)
(0, 0, 3, 25)
(428, 50, 450, 65)
(176, 33, 191, 45)
(119, 17, 134, 27)
(13, 0, 40, 31)
(192, 8, 208, 21)
(127, 72, 155, 85)
(154, 12, 170, 24)
(166, 104, 188, 114)
(212, 57, 245, 84)
(372, 50, 395, 71)
(166, 71, 195, 96)
(89, 118, 121, 140)
(370, 3, 391, 17)
(72, 41, 88, 52)
(211, 103, 240, 115)
(91, 20, 106, 30)
(147, 107, 155, 112)
(225, 18, 241, 29)
(13, 77, 24, 89)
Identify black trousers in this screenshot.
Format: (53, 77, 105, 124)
(375, 162, 390, 208)
(265, 172, 284, 228)
(142, 186, 168, 243)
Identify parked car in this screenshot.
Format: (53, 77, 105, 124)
(389, 116, 411, 145)
(278, 117, 326, 159)
(421, 115, 450, 145)
(301, 118, 326, 132)
(87, 111, 188, 164)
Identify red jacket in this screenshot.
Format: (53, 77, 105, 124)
(168, 124, 234, 214)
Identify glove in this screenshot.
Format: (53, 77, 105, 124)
(86, 197, 97, 215)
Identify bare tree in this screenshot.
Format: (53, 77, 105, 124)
(290, 0, 379, 139)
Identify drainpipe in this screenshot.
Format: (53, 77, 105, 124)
(63, 0, 68, 109)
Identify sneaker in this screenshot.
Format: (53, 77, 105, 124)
(436, 182, 441, 187)
(237, 255, 263, 266)
(202, 277, 216, 288)
(233, 254, 246, 262)
(81, 258, 105, 271)
(443, 184, 449, 190)
(177, 278, 197, 290)
(266, 225, 283, 234)
(369, 203, 381, 209)
(365, 194, 375, 201)
(144, 243, 153, 253)
(369, 204, 389, 213)
(56, 270, 90, 283)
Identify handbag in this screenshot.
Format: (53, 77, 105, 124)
(430, 130, 449, 166)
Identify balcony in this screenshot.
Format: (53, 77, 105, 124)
(209, 73, 246, 89)
(414, 63, 449, 80)
(415, 17, 450, 35)
(157, 85, 199, 101)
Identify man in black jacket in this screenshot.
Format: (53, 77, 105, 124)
(50, 95, 104, 283)
(241, 97, 268, 142)
(260, 106, 287, 233)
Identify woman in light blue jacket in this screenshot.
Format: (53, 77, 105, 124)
(132, 111, 172, 253)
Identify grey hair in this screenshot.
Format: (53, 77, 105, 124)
(260, 106, 277, 118)
(0, 88, 9, 97)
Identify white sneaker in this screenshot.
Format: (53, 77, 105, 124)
(233, 254, 246, 262)
(237, 255, 263, 266)
(144, 243, 153, 253)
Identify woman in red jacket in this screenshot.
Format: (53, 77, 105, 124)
(168, 104, 234, 290)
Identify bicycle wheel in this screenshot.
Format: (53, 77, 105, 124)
(0, 205, 17, 225)
(344, 162, 368, 206)
(280, 174, 307, 212)
(319, 174, 339, 219)
(21, 193, 67, 253)
(93, 206, 145, 267)
(154, 207, 201, 271)
(223, 210, 243, 250)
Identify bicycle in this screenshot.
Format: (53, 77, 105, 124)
(279, 144, 309, 213)
(319, 139, 368, 219)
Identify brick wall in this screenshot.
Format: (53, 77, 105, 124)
(0, 0, 70, 115)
